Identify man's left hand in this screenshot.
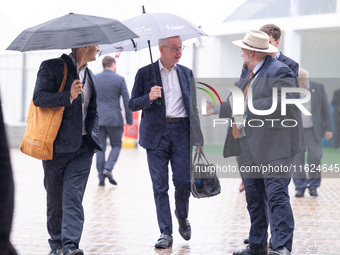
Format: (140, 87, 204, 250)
(195, 146, 204, 153)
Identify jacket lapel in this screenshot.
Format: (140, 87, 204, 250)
(176, 65, 190, 115)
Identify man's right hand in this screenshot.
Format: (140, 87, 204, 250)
(149, 86, 162, 101)
(202, 101, 215, 116)
(70, 79, 83, 100)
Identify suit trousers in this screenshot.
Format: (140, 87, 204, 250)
(292, 127, 322, 190)
(43, 135, 94, 252)
(96, 126, 123, 182)
(239, 137, 294, 251)
(146, 120, 190, 235)
(333, 121, 340, 148)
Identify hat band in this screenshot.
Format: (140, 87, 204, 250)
(243, 41, 269, 50)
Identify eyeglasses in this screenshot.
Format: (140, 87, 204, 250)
(162, 45, 185, 52)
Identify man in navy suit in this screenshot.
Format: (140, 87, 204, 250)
(332, 89, 340, 148)
(240, 23, 302, 246)
(129, 36, 204, 249)
(260, 24, 299, 77)
(33, 46, 102, 255)
(293, 68, 333, 197)
(95, 56, 132, 186)
(237, 24, 300, 195)
(206, 30, 303, 255)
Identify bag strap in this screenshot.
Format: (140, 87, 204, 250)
(193, 152, 198, 163)
(193, 151, 210, 165)
(199, 151, 210, 165)
(57, 58, 68, 92)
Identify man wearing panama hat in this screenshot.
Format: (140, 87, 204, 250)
(219, 30, 304, 255)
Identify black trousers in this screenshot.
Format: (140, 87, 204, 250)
(43, 136, 94, 252)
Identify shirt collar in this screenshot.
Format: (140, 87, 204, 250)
(253, 58, 266, 75)
(158, 59, 177, 72)
(274, 51, 281, 59)
(68, 53, 88, 73)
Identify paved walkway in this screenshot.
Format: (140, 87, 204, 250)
(9, 147, 340, 255)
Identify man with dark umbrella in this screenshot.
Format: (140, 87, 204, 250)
(33, 46, 102, 255)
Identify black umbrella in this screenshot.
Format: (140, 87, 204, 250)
(6, 13, 138, 52)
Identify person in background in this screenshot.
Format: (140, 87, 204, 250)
(331, 88, 340, 149)
(0, 96, 18, 255)
(260, 24, 299, 76)
(95, 56, 132, 186)
(293, 68, 333, 197)
(129, 36, 204, 249)
(33, 46, 102, 255)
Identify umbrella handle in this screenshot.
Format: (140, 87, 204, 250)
(148, 40, 161, 105)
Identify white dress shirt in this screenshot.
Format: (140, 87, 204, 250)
(159, 59, 187, 118)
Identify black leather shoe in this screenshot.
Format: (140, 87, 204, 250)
(295, 189, 305, 197)
(233, 245, 267, 255)
(98, 181, 105, 186)
(64, 248, 84, 255)
(268, 247, 291, 255)
(243, 238, 249, 244)
(154, 234, 173, 249)
(103, 169, 117, 185)
(175, 211, 191, 240)
(48, 249, 61, 255)
(309, 188, 318, 197)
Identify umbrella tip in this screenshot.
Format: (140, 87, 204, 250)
(142, 5, 146, 14)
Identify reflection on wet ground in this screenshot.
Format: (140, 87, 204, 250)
(10, 148, 340, 254)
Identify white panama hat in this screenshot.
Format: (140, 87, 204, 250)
(232, 30, 277, 53)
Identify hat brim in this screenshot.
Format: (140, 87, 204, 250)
(232, 40, 277, 53)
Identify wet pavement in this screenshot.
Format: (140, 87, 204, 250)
(9, 147, 340, 255)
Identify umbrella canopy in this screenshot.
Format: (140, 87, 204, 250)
(7, 13, 138, 52)
(99, 10, 207, 54)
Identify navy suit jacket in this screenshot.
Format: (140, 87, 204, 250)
(277, 52, 299, 77)
(221, 56, 304, 164)
(95, 69, 132, 127)
(309, 81, 333, 140)
(331, 89, 340, 124)
(33, 54, 102, 154)
(129, 61, 204, 150)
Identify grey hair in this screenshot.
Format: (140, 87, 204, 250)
(298, 68, 309, 79)
(158, 36, 181, 46)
